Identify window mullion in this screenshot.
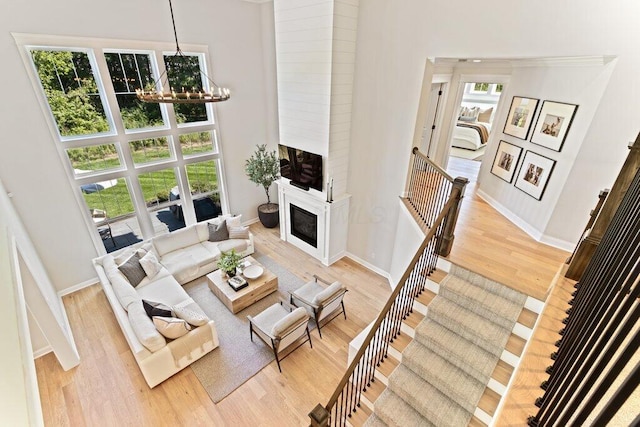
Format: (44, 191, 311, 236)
(93, 50, 155, 240)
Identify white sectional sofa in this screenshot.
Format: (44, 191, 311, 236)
(93, 218, 254, 387)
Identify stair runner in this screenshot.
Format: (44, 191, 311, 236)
(364, 265, 527, 427)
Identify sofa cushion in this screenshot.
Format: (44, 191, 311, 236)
(152, 316, 192, 339)
(135, 266, 171, 289)
(136, 274, 191, 307)
(128, 300, 166, 352)
(118, 253, 146, 287)
(109, 272, 142, 311)
(160, 244, 216, 281)
(152, 226, 201, 257)
(216, 239, 248, 254)
(208, 220, 229, 242)
(200, 241, 222, 259)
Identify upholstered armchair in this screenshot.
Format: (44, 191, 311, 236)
(289, 275, 348, 338)
(247, 300, 312, 372)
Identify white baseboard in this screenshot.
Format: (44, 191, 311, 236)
(33, 345, 52, 359)
(58, 277, 99, 297)
(345, 251, 392, 286)
(476, 189, 574, 252)
(244, 216, 260, 226)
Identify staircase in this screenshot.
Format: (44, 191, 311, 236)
(362, 264, 532, 427)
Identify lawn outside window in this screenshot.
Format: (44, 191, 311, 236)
(18, 34, 228, 254)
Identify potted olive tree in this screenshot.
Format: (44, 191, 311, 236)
(245, 144, 280, 228)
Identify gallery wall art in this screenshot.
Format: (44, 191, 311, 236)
(491, 140, 523, 183)
(514, 150, 557, 200)
(503, 96, 539, 140)
(530, 101, 578, 152)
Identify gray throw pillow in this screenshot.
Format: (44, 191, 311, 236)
(118, 253, 147, 287)
(208, 219, 229, 242)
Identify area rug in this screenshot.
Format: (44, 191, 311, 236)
(450, 145, 485, 161)
(184, 252, 307, 403)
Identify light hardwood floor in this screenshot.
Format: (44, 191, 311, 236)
(35, 172, 572, 426)
(446, 156, 569, 301)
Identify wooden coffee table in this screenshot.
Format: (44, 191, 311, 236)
(206, 256, 278, 314)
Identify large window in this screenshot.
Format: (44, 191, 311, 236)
(23, 37, 227, 254)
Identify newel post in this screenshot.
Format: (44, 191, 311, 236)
(309, 404, 330, 427)
(438, 176, 468, 257)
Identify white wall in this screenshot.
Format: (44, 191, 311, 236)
(347, 0, 640, 272)
(0, 0, 276, 292)
(477, 61, 615, 248)
(0, 216, 42, 426)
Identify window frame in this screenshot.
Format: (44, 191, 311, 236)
(14, 33, 230, 255)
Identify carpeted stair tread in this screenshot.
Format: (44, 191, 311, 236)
(448, 264, 527, 305)
(363, 413, 388, 427)
(427, 297, 511, 357)
(414, 319, 498, 383)
(402, 340, 485, 413)
(439, 275, 524, 329)
(373, 389, 436, 427)
(388, 364, 473, 426)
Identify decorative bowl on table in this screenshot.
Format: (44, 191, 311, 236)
(242, 264, 264, 279)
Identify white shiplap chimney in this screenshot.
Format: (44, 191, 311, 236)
(274, 0, 359, 199)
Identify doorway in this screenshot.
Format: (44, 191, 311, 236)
(447, 81, 504, 183)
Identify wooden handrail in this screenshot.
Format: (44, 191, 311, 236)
(411, 146, 455, 183)
(321, 191, 460, 416)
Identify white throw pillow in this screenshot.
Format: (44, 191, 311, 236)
(152, 316, 192, 339)
(226, 215, 243, 229)
(228, 225, 250, 239)
(139, 251, 162, 279)
(172, 305, 209, 326)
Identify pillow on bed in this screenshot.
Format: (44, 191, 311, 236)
(477, 107, 493, 123)
(459, 106, 479, 121)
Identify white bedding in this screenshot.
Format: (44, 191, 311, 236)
(452, 121, 492, 151)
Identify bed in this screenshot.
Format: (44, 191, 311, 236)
(451, 120, 492, 151)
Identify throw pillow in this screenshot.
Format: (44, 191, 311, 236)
(143, 300, 173, 318)
(208, 220, 229, 242)
(139, 251, 162, 279)
(118, 253, 146, 287)
(459, 106, 479, 121)
(226, 215, 243, 229)
(477, 107, 493, 123)
(172, 304, 209, 326)
(152, 316, 192, 339)
(228, 225, 250, 239)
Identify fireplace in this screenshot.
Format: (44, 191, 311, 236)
(278, 180, 350, 266)
(290, 204, 318, 248)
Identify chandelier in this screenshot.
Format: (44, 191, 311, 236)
(136, 0, 230, 104)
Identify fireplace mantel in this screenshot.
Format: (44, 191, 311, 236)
(277, 180, 350, 266)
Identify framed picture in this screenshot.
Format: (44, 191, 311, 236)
(503, 96, 539, 140)
(530, 101, 578, 152)
(514, 150, 557, 200)
(491, 140, 523, 183)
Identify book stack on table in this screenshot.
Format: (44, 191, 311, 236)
(228, 275, 248, 291)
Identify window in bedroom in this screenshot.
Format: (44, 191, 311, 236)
(471, 82, 491, 94)
(20, 35, 228, 254)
